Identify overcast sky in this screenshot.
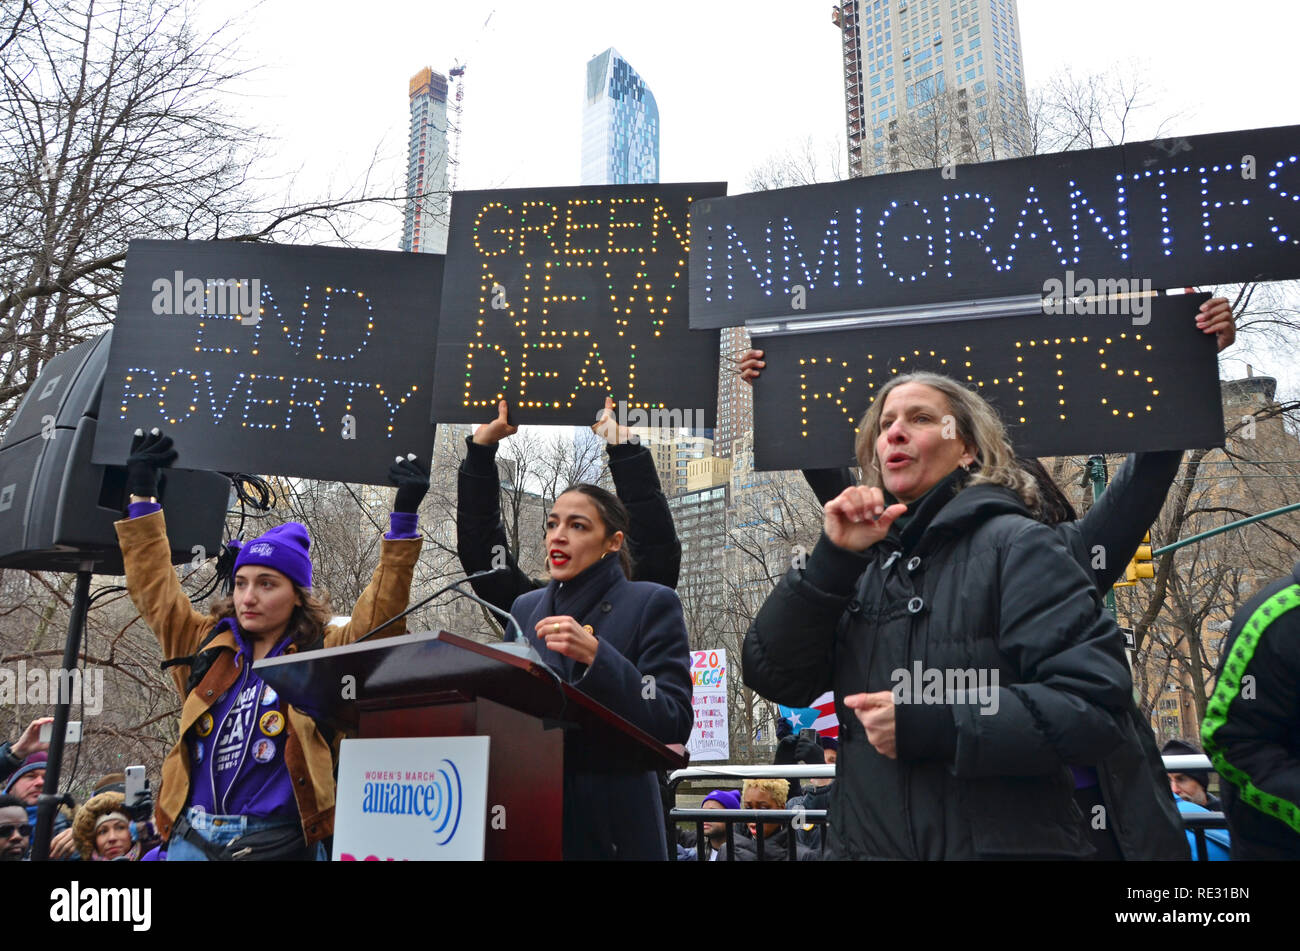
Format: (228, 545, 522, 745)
(236, 0, 1299, 202)
(226, 0, 1300, 387)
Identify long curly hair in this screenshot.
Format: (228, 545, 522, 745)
(206, 584, 334, 650)
(854, 372, 1040, 513)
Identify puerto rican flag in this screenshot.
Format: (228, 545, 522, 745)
(777, 691, 838, 738)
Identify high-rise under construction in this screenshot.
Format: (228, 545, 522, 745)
(401, 67, 451, 254)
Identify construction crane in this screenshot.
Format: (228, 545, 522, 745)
(446, 10, 495, 192)
(447, 63, 467, 191)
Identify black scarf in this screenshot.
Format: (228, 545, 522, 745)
(534, 553, 625, 680)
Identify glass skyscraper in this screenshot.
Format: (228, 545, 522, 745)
(833, 0, 1028, 176)
(401, 67, 451, 254)
(581, 48, 659, 185)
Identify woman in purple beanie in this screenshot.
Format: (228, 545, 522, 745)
(114, 429, 428, 861)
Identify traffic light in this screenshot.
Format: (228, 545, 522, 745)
(1115, 532, 1155, 587)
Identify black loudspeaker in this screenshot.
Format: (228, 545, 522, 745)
(0, 332, 230, 574)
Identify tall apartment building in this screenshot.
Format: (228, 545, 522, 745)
(581, 47, 659, 185)
(401, 67, 451, 254)
(637, 431, 712, 498)
(668, 484, 729, 600)
(833, 0, 1028, 177)
(714, 326, 754, 460)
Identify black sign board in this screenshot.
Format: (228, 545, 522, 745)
(751, 294, 1222, 471)
(690, 125, 1300, 328)
(92, 240, 442, 485)
(434, 183, 725, 429)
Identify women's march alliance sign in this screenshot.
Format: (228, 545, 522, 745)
(92, 240, 441, 485)
(434, 182, 725, 429)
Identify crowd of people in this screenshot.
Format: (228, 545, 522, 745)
(0, 720, 165, 861)
(7, 295, 1299, 861)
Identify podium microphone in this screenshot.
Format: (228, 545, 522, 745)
(446, 580, 527, 644)
(352, 567, 508, 644)
(444, 581, 556, 675)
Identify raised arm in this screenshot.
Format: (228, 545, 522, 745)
(1079, 297, 1237, 588)
(114, 430, 216, 675)
(802, 468, 857, 506)
(455, 400, 541, 614)
(327, 454, 427, 646)
(0, 717, 54, 786)
(591, 400, 681, 591)
(1080, 450, 1182, 591)
(116, 510, 218, 676)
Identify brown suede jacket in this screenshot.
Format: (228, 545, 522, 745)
(115, 509, 422, 847)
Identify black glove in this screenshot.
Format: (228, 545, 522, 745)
(389, 453, 429, 514)
(126, 428, 177, 498)
(794, 731, 824, 766)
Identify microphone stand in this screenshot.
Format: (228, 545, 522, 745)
(352, 567, 507, 645)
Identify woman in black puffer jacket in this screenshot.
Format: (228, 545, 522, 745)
(743, 372, 1132, 859)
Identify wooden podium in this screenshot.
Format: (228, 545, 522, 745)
(255, 630, 687, 860)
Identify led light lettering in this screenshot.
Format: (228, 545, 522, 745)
(455, 190, 703, 418)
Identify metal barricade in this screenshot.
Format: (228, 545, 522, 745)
(667, 764, 834, 862)
(666, 756, 1233, 860)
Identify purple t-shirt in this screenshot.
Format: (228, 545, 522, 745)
(185, 618, 297, 819)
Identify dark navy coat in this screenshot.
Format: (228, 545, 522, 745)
(510, 555, 693, 860)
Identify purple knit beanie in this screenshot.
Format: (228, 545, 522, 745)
(232, 522, 313, 589)
(702, 789, 741, 810)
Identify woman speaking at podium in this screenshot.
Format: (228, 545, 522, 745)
(114, 429, 426, 861)
(456, 397, 682, 611)
(508, 482, 693, 860)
